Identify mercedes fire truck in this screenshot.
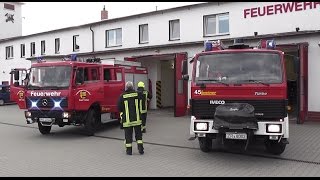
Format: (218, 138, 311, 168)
(10, 57, 148, 136)
(185, 39, 291, 155)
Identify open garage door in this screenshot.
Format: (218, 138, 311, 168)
(174, 53, 188, 117)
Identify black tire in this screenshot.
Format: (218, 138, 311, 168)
(265, 139, 286, 155)
(199, 137, 212, 152)
(38, 122, 51, 135)
(84, 109, 97, 136)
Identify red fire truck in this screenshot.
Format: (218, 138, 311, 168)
(10, 57, 148, 135)
(184, 39, 294, 155)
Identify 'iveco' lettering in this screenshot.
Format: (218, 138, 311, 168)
(210, 100, 225, 105)
(30, 91, 61, 97)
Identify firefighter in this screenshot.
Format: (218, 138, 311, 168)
(137, 81, 152, 133)
(118, 81, 144, 155)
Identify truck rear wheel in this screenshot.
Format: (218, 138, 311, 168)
(199, 137, 212, 152)
(265, 139, 286, 155)
(84, 109, 97, 136)
(38, 122, 51, 135)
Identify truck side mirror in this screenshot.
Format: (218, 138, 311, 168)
(182, 60, 188, 75)
(293, 57, 300, 74)
(182, 74, 189, 81)
(14, 70, 19, 81)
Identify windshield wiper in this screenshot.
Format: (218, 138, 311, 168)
(27, 85, 41, 90)
(42, 86, 67, 90)
(242, 79, 270, 86)
(197, 79, 229, 86)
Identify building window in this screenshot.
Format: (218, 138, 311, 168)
(169, 19, 180, 40)
(20, 44, 25, 58)
(139, 24, 149, 44)
(55, 38, 60, 54)
(41, 40, 45, 55)
(5, 46, 13, 59)
(30, 42, 35, 57)
(4, 3, 15, 11)
(73, 35, 79, 52)
(203, 13, 229, 36)
(106, 28, 122, 47)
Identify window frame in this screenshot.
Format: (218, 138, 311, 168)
(105, 28, 122, 48)
(30, 42, 35, 57)
(41, 40, 46, 55)
(73, 35, 79, 52)
(55, 38, 60, 54)
(169, 19, 180, 41)
(203, 13, 230, 37)
(139, 24, 149, 44)
(5, 46, 14, 60)
(20, 44, 25, 58)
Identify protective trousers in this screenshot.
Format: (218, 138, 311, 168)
(141, 113, 147, 132)
(124, 125, 144, 155)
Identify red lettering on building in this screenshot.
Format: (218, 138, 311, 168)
(314, 2, 320, 9)
(303, 2, 313, 10)
(244, 8, 250, 18)
(251, 7, 258, 17)
(243, 2, 318, 18)
(266, 5, 274, 15)
(295, 2, 303, 11)
(274, 4, 283, 14)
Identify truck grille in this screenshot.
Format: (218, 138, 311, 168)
(191, 99, 287, 120)
(27, 97, 68, 109)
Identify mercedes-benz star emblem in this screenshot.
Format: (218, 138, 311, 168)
(42, 99, 48, 106)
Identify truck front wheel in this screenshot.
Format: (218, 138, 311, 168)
(265, 139, 286, 155)
(199, 137, 212, 152)
(38, 122, 51, 135)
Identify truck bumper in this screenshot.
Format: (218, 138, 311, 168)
(24, 110, 71, 126)
(190, 115, 289, 139)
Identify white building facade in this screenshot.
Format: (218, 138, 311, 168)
(0, 2, 23, 39)
(1, 2, 320, 122)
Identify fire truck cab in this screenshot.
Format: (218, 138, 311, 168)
(184, 39, 294, 155)
(10, 56, 148, 136)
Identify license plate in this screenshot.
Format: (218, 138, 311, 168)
(39, 118, 52, 122)
(225, 132, 247, 140)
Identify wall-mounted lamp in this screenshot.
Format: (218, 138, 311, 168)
(254, 32, 258, 36)
(296, 27, 300, 32)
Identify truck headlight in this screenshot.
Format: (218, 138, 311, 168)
(194, 122, 208, 131)
(267, 124, 281, 133)
(62, 112, 70, 119)
(25, 111, 32, 118)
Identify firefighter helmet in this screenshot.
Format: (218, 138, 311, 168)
(138, 81, 145, 88)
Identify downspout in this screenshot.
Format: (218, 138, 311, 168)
(90, 25, 94, 52)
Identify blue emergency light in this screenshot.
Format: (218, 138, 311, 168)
(204, 40, 212, 51)
(266, 39, 276, 49)
(71, 54, 77, 61)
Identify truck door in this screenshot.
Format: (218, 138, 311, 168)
(10, 68, 28, 109)
(73, 65, 104, 111)
(174, 53, 188, 117)
(101, 67, 125, 113)
(298, 43, 308, 124)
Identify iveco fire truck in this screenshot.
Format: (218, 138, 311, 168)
(10, 56, 148, 135)
(184, 39, 291, 155)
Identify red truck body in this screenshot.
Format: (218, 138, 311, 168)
(10, 58, 148, 135)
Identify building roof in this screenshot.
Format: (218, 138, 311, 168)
(0, 2, 209, 42)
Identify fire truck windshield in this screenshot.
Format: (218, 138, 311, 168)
(28, 66, 72, 89)
(195, 52, 282, 84)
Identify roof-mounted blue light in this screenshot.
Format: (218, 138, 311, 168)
(71, 54, 77, 61)
(266, 39, 276, 49)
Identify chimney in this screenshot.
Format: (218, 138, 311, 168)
(101, 5, 108, 20)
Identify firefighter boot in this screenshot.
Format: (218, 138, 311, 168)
(126, 147, 132, 155)
(138, 144, 144, 155)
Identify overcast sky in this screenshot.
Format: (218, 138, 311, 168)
(21, 2, 203, 36)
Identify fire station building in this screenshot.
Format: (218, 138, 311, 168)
(1, 2, 320, 123)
